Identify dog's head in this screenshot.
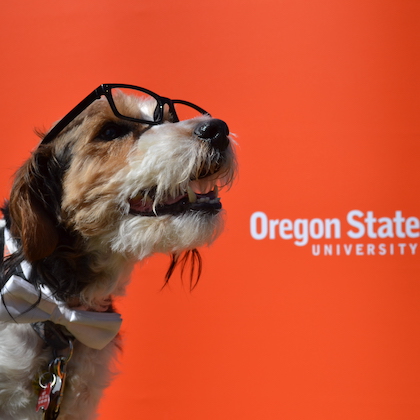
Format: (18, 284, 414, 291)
(7, 85, 236, 298)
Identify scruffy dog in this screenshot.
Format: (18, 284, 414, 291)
(0, 84, 236, 419)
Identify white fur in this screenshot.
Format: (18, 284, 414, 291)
(0, 92, 236, 419)
(0, 323, 119, 420)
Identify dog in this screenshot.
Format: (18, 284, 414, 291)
(0, 84, 236, 419)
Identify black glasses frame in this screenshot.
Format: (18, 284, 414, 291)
(41, 83, 210, 145)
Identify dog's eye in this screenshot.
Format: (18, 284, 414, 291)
(97, 123, 131, 141)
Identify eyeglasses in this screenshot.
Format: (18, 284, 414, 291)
(41, 83, 211, 144)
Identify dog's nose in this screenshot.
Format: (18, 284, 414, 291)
(194, 119, 230, 152)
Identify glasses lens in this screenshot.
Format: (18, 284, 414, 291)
(172, 101, 208, 122)
(110, 87, 159, 122)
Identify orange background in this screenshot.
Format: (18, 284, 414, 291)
(1, 1, 420, 419)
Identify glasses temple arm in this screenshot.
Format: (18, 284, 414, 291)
(41, 88, 104, 144)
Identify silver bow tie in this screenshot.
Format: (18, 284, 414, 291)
(0, 275, 122, 350)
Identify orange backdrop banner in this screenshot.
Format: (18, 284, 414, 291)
(1, 1, 420, 419)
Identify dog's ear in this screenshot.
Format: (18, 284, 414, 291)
(8, 146, 64, 262)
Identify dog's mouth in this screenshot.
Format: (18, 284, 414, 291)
(128, 179, 222, 217)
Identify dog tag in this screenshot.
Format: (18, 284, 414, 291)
(45, 357, 67, 418)
(37, 341, 73, 419)
(36, 370, 58, 417)
(51, 374, 63, 395)
(36, 380, 53, 413)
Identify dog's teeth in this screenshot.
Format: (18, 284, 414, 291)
(187, 186, 197, 203)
